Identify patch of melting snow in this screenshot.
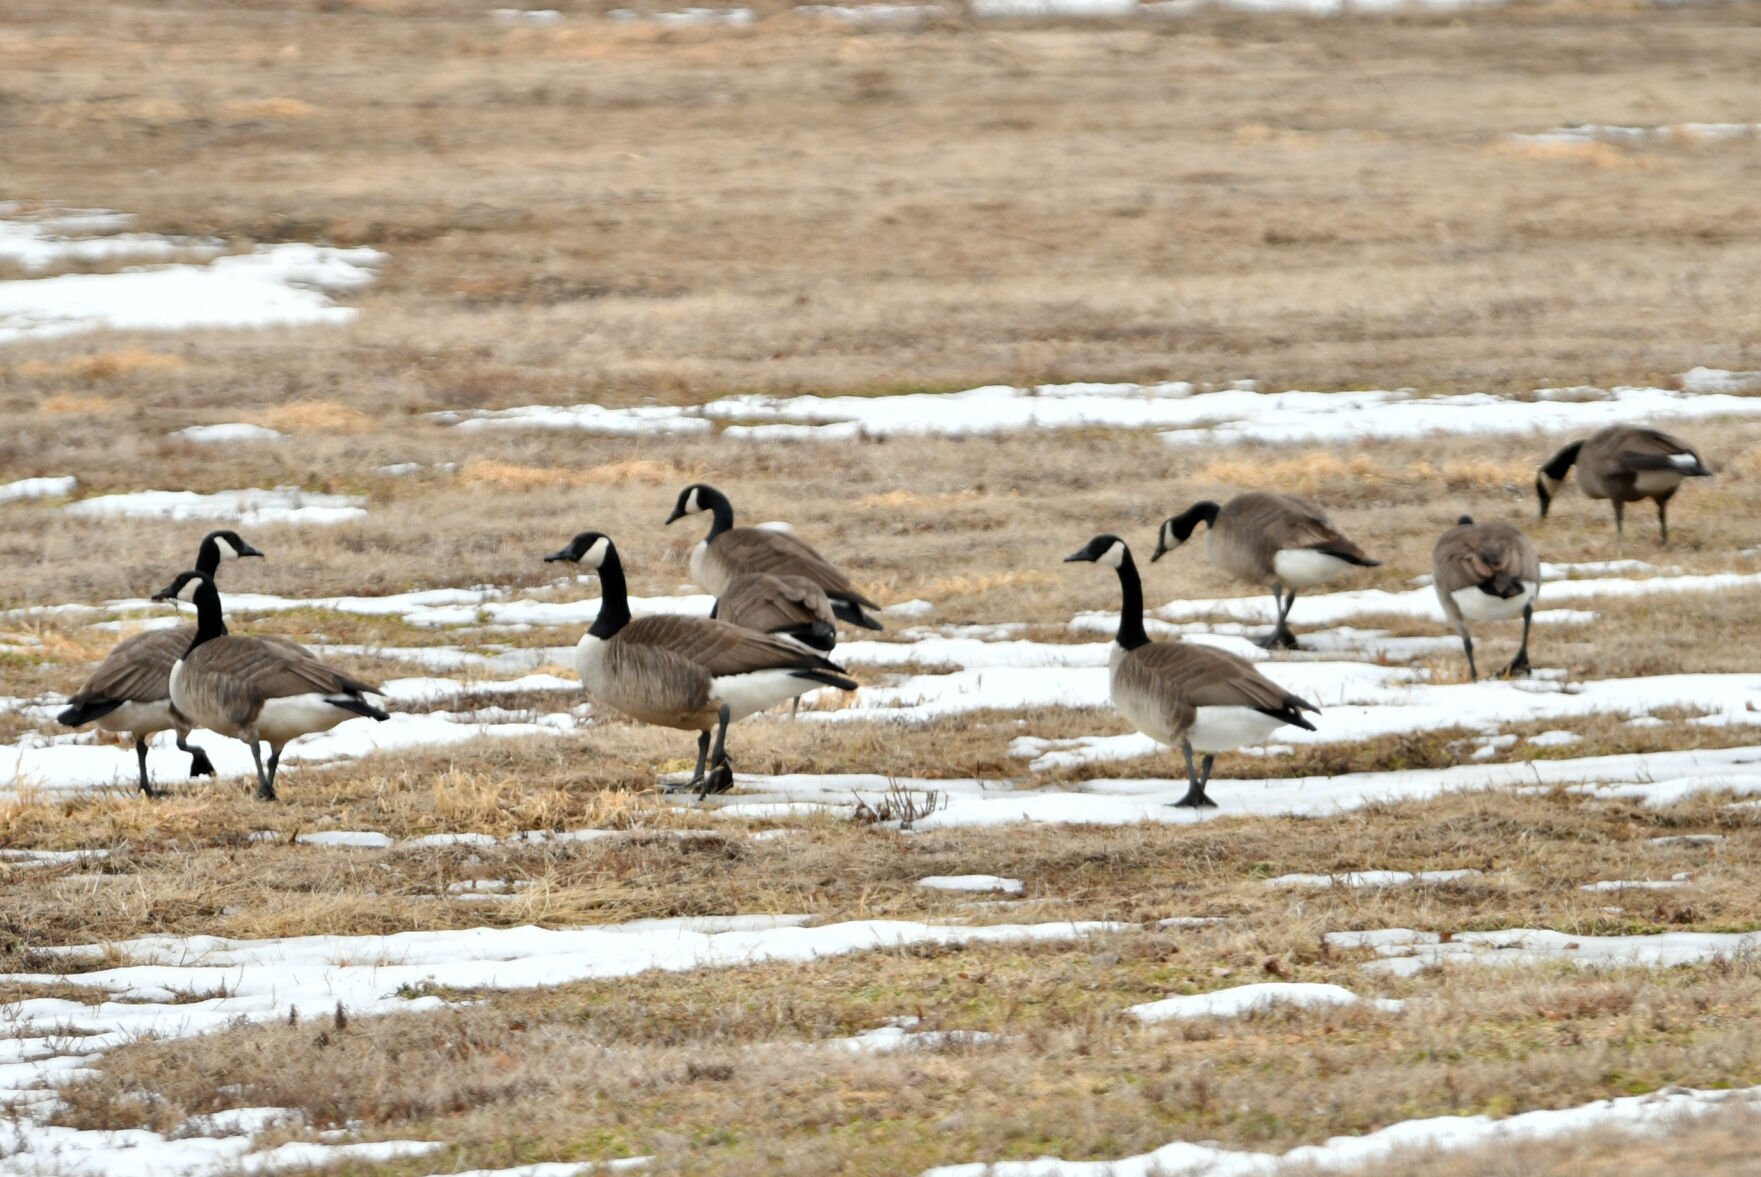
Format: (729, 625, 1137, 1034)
(172, 423, 284, 443)
(1648, 834, 1723, 846)
(1328, 927, 1761, 977)
(919, 1085, 1760, 1177)
(294, 831, 394, 849)
(1528, 729, 1581, 748)
(1511, 123, 1761, 145)
(0, 238, 383, 346)
(1264, 869, 1479, 888)
(0, 203, 220, 271)
(424, 1163, 652, 1177)
(0, 474, 77, 503)
(437, 369, 1761, 445)
(65, 487, 367, 526)
(826, 1016, 997, 1053)
(919, 875, 1024, 894)
(1128, 982, 1403, 1023)
(1580, 875, 1692, 893)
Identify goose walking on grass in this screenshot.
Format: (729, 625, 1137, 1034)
(58, 529, 265, 797)
(1066, 534, 1319, 809)
(546, 530, 860, 798)
(1152, 492, 1378, 650)
(1433, 516, 1541, 681)
(1536, 425, 1711, 544)
(152, 570, 388, 801)
(666, 483, 884, 633)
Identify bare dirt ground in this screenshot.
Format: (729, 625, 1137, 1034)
(4, 1, 1761, 1174)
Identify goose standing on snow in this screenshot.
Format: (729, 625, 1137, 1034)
(1152, 492, 1379, 650)
(1433, 516, 1541, 681)
(151, 570, 388, 801)
(1066, 534, 1319, 808)
(58, 529, 266, 797)
(666, 483, 884, 632)
(1536, 425, 1711, 544)
(546, 531, 859, 798)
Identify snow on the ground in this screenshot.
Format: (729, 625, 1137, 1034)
(1579, 876, 1691, 893)
(1512, 123, 1761, 146)
(1, 239, 383, 346)
(691, 744, 1761, 828)
(436, 369, 1761, 444)
(919, 875, 1024, 894)
(64, 487, 367, 526)
(1264, 870, 1479, 888)
(919, 1085, 1759, 1177)
(0, 204, 219, 271)
(825, 1016, 998, 1052)
(1329, 927, 1759, 977)
(172, 423, 284, 443)
(1648, 834, 1723, 846)
(0, 475, 77, 503)
(0, 916, 1114, 1174)
(1128, 982, 1403, 1022)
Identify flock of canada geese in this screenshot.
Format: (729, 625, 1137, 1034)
(57, 424, 1711, 806)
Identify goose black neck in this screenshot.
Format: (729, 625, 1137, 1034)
(183, 577, 228, 655)
(1112, 548, 1150, 651)
(588, 543, 633, 638)
(195, 535, 222, 577)
(1542, 441, 1583, 480)
(702, 488, 734, 542)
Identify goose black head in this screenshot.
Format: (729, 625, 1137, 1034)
(1064, 534, 1129, 570)
(206, 529, 265, 560)
(666, 483, 718, 525)
(545, 531, 613, 569)
(153, 569, 214, 603)
(1457, 515, 1475, 527)
(1150, 502, 1219, 562)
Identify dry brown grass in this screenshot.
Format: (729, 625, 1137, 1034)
(5, 1, 1761, 1172)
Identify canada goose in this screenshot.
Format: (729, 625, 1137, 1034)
(713, 572, 838, 652)
(57, 529, 265, 797)
(546, 530, 859, 797)
(1152, 492, 1379, 650)
(665, 483, 884, 632)
(1066, 534, 1319, 808)
(1536, 425, 1711, 544)
(1433, 515, 1541, 681)
(151, 570, 388, 801)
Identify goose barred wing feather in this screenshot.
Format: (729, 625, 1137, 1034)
(1599, 426, 1705, 472)
(1434, 521, 1539, 590)
(1125, 640, 1317, 720)
(1233, 492, 1372, 563)
(623, 615, 851, 679)
(66, 626, 192, 707)
(187, 637, 382, 702)
(713, 528, 880, 609)
(718, 573, 838, 635)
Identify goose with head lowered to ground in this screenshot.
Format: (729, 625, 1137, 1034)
(666, 483, 884, 633)
(1066, 534, 1319, 809)
(57, 529, 270, 797)
(1432, 515, 1541, 681)
(546, 530, 859, 798)
(713, 571, 839, 652)
(1153, 491, 1378, 650)
(152, 569, 388, 801)
(1536, 424, 1711, 544)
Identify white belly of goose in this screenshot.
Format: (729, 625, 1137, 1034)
(710, 668, 823, 722)
(1186, 705, 1291, 754)
(1631, 470, 1687, 495)
(94, 699, 177, 736)
(1271, 548, 1356, 588)
(1451, 580, 1540, 623)
(255, 694, 369, 745)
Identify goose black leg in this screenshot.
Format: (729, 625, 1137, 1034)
(177, 731, 215, 778)
(248, 741, 276, 801)
(1456, 623, 1478, 682)
(1256, 584, 1301, 650)
(1171, 740, 1218, 808)
(1612, 499, 1625, 537)
(667, 730, 714, 795)
(699, 705, 735, 799)
(263, 748, 283, 801)
(133, 738, 160, 799)
(1501, 605, 1534, 678)
(1657, 493, 1672, 546)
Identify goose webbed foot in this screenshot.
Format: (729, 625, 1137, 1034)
(1499, 652, 1532, 679)
(1254, 628, 1300, 651)
(698, 759, 735, 799)
(1170, 784, 1218, 809)
(186, 748, 216, 778)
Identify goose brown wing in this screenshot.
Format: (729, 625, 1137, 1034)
(1129, 640, 1316, 719)
(1606, 426, 1705, 473)
(189, 637, 381, 700)
(624, 615, 847, 677)
(67, 626, 193, 705)
(1436, 522, 1539, 588)
(714, 528, 880, 609)
(1256, 493, 1371, 562)
(719, 573, 837, 633)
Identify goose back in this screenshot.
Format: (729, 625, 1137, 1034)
(1433, 518, 1541, 623)
(1578, 425, 1709, 501)
(1111, 640, 1314, 749)
(1208, 493, 1374, 587)
(696, 527, 879, 609)
(172, 637, 384, 744)
(717, 572, 838, 649)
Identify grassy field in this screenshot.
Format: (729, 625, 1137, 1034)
(5, 1, 1761, 1174)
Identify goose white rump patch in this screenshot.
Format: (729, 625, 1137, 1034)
(1271, 548, 1358, 588)
(254, 693, 371, 744)
(1451, 581, 1539, 622)
(1186, 705, 1294, 753)
(713, 668, 830, 721)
